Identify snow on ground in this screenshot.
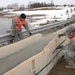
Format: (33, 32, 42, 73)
(8, 7, 75, 28)
(28, 18, 64, 28)
(8, 7, 75, 17)
(3, 9, 14, 12)
(0, 6, 75, 35)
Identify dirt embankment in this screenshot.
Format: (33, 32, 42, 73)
(48, 56, 75, 75)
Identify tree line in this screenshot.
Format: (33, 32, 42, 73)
(0, 2, 74, 10)
(28, 2, 54, 8)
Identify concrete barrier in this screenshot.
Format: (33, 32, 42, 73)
(4, 26, 70, 75)
(0, 33, 42, 59)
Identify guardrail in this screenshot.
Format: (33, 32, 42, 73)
(0, 17, 75, 44)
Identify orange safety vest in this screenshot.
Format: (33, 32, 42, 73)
(14, 16, 26, 30)
(70, 36, 75, 41)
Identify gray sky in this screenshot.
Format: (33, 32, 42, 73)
(0, 0, 75, 7)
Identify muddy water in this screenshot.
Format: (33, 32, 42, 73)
(0, 18, 38, 35)
(0, 18, 12, 35)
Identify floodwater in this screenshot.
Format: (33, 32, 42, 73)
(0, 18, 30, 35)
(0, 17, 39, 36)
(0, 18, 12, 35)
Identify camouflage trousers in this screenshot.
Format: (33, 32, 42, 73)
(64, 50, 75, 67)
(12, 30, 24, 42)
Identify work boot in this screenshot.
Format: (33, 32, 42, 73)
(65, 65, 75, 69)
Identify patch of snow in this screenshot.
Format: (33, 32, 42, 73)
(4, 7, 75, 29)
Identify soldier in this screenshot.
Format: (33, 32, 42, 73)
(58, 25, 75, 69)
(11, 13, 32, 42)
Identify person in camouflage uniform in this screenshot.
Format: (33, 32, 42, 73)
(59, 25, 75, 69)
(11, 13, 32, 42)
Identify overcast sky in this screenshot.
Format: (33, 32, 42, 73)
(0, 0, 75, 7)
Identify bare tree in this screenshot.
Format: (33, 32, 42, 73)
(19, 4, 25, 10)
(7, 4, 12, 9)
(12, 3, 18, 9)
(7, 3, 18, 9)
(27, 1, 33, 8)
(64, 4, 66, 7)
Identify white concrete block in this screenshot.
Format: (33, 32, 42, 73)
(0, 33, 42, 59)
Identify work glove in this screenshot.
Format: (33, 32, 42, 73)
(58, 34, 63, 37)
(29, 33, 32, 36)
(58, 34, 64, 38)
